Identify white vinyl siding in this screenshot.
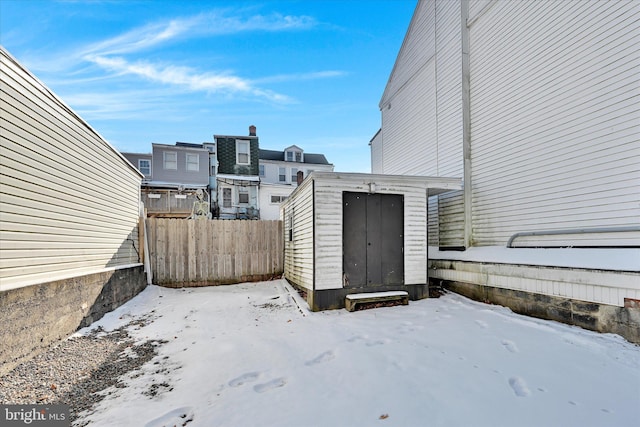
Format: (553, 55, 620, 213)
(379, 0, 464, 247)
(0, 48, 142, 291)
(469, 0, 640, 246)
(370, 130, 383, 174)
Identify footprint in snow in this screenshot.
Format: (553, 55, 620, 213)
(348, 335, 366, 343)
(366, 339, 388, 347)
(305, 350, 335, 366)
(508, 377, 531, 397)
(501, 339, 519, 353)
(254, 377, 287, 393)
(144, 406, 194, 427)
(474, 320, 489, 329)
(229, 372, 261, 387)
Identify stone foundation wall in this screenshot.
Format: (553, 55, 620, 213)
(0, 265, 146, 376)
(438, 280, 640, 344)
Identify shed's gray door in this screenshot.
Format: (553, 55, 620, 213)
(343, 192, 404, 288)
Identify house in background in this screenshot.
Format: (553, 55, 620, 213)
(202, 141, 218, 214)
(214, 126, 260, 219)
(123, 143, 211, 218)
(258, 145, 334, 220)
(372, 0, 639, 342)
(121, 152, 152, 182)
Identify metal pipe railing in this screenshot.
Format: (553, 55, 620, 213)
(506, 226, 640, 248)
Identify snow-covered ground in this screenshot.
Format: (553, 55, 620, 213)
(77, 280, 639, 427)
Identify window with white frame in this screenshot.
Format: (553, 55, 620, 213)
(286, 149, 302, 162)
(238, 187, 249, 204)
(259, 164, 265, 177)
(291, 168, 298, 183)
(270, 195, 287, 204)
(236, 140, 250, 165)
(278, 167, 286, 182)
(222, 188, 232, 208)
(186, 153, 199, 172)
(163, 151, 177, 170)
(138, 159, 151, 176)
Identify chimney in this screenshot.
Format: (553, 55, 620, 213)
(296, 170, 304, 185)
(249, 125, 256, 136)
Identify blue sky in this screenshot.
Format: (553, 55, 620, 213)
(1, 0, 416, 172)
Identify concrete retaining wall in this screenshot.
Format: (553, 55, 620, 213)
(437, 280, 640, 344)
(0, 265, 146, 376)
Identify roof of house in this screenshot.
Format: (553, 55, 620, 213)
(259, 149, 332, 165)
(175, 142, 204, 148)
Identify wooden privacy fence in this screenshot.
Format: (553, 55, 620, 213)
(146, 218, 283, 287)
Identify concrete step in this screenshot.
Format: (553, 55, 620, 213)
(345, 291, 409, 312)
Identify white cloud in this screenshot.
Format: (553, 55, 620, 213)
(69, 8, 322, 104)
(252, 70, 348, 84)
(86, 55, 295, 104)
(80, 10, 316, 57)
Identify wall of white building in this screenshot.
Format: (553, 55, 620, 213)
(468, 0, 640, 246)
(377, 0, 640, 248)
(0, 47, 143, 291)
(377, 0, 465, 247)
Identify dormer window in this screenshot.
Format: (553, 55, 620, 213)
(285, 146, 303, 163)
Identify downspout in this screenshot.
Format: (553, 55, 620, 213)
(461, 0, 472, 249)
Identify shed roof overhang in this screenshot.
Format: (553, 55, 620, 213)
(307, 171, 462, 196)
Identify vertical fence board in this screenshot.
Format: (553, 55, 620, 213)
(146, 218, 284, 286)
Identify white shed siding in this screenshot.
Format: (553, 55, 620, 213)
(427, 195, 439, 246)
(313, 175, 449, 290)
(282, 178, 314, 291)
(0, 48, 142, 291)
(469, 0, 640, 246)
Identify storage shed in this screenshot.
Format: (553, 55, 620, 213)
(281, 172, 462, 311)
